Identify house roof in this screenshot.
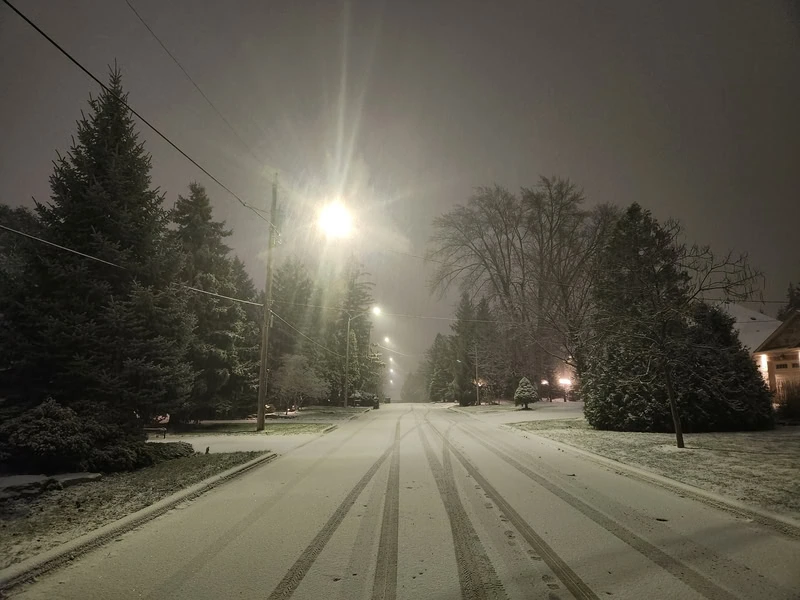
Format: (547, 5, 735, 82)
(754, 309, 800, 354)
(718, 302, 782, 352)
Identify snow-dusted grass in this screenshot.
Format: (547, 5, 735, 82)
(511, 419, 800, 518)
(169, 422, 332, 436)
(0, 452, 263, 569)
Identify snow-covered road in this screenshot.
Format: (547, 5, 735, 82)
(13, 404, 800, 599)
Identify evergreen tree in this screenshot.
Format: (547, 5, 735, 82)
(583, 204, 771, 440)
(270, 258, 314, 359)
(0, 69, 193, 472)
(171, 183, 244, 421)
(424, 334, 453, 402)
(777, 282, 800, 321)
(225, 256, 260, 417)
(0, 205, 40, 282)
(513, 377, 537, 409)
(473, 297, 511, 400)
(450, 293, 477, 405)
(401, 370, 428, 403)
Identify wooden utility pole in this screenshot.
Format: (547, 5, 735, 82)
(256, 174, 278, 431)
(474, 343, 480, 406)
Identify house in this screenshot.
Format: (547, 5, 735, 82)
(751, 310, 800, 398)
(721, 303, 795, 395)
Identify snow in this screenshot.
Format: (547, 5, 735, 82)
(718, 302, 781, 352)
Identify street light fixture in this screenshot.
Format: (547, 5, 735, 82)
(384, 336, 390, 343)
(343, 306, 381, 407)
(318, 202, 353, 238)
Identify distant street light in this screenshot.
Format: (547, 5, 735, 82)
(388, 357, 394, 362)
(318, 202, 352, 238)
(390, 380, 394, 384)
(541, 379, 549, 386)
(371, 306, 381, 316)
(384, 336, 390, 343)
(558, 378, 572, 387)
(389, 368, 394, 373)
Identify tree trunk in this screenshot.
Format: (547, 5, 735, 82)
(662, 362, 685, 448)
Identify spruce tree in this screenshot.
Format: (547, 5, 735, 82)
(514, 377, 537, 409)
(583, 204, 772, 437)
(0, 69, 194, 472)
(171, 183, 245, 420)
(777, 282, 799, 321)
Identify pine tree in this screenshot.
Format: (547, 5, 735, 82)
(0, 69, 193, 472)
(513, 377, 537, 409)
(448, 293, 476, 404)
(777, 282, 799, 321)
(583, 204, 771, 440)
(423, 334, 453, 402)
(171, 183, 245, 421)
(225, 256, 260, 417)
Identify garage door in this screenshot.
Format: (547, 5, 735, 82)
(775, 361, 800, 398)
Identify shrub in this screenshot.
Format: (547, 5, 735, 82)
(581, 309, 774, 433)
(0, 398, 95, 474)
(143, 441, 195, 464)
(0, 398, 157, 474)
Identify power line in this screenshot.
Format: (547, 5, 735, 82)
(0, 223, 126, 270)
(374, 344, 420, 357)
(122, 0, 265, 169)
(0, 221, 263, 307)
(1, 0, 274, 231)
(269, 310, 342, 357)
(180, 284, 263, 307)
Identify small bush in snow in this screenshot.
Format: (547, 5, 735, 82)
(514, 377, 538, 409)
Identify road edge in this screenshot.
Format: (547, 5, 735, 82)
(0, 452, 278, 593)
(502, 424, 800, 537)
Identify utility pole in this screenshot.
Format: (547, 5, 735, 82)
(474, 344, 479, 406)
(344, 315, 352, 408)
(256, 174, 278, 431)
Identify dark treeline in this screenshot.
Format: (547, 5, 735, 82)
(0, 70, 384, 474)
(412, 181, 782, 445)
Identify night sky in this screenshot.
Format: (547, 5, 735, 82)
(1, 0, 799, 378)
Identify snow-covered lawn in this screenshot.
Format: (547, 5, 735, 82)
(511, 419, 800, 518)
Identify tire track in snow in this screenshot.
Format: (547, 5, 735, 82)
(426, 414, 599, 600)
(370, 423, 401, 600)
(453, 419, 740, 600)
(146, 411, 381, 600)
(267, 411, 413, 600)
(418, 422, 507, 600)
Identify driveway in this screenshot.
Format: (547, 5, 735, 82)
(13, 404, 799, 599)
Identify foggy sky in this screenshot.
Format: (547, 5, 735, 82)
(1, 0, 799, 384)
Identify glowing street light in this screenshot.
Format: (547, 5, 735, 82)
(541, 380, 549, 386)
(389, 368, 394, 373)
(390, 380, 394, 384)
(558, 378, 572, 387)
(388, 357, 393, 362)
(318, 202, 352, 238)
(371, 306, 381, 316)
(384, 336, 390, 343)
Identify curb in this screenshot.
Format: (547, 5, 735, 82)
(503, 424, 800, 538)
(0, 452, 278, 592)
(322, 424, 338, 434)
